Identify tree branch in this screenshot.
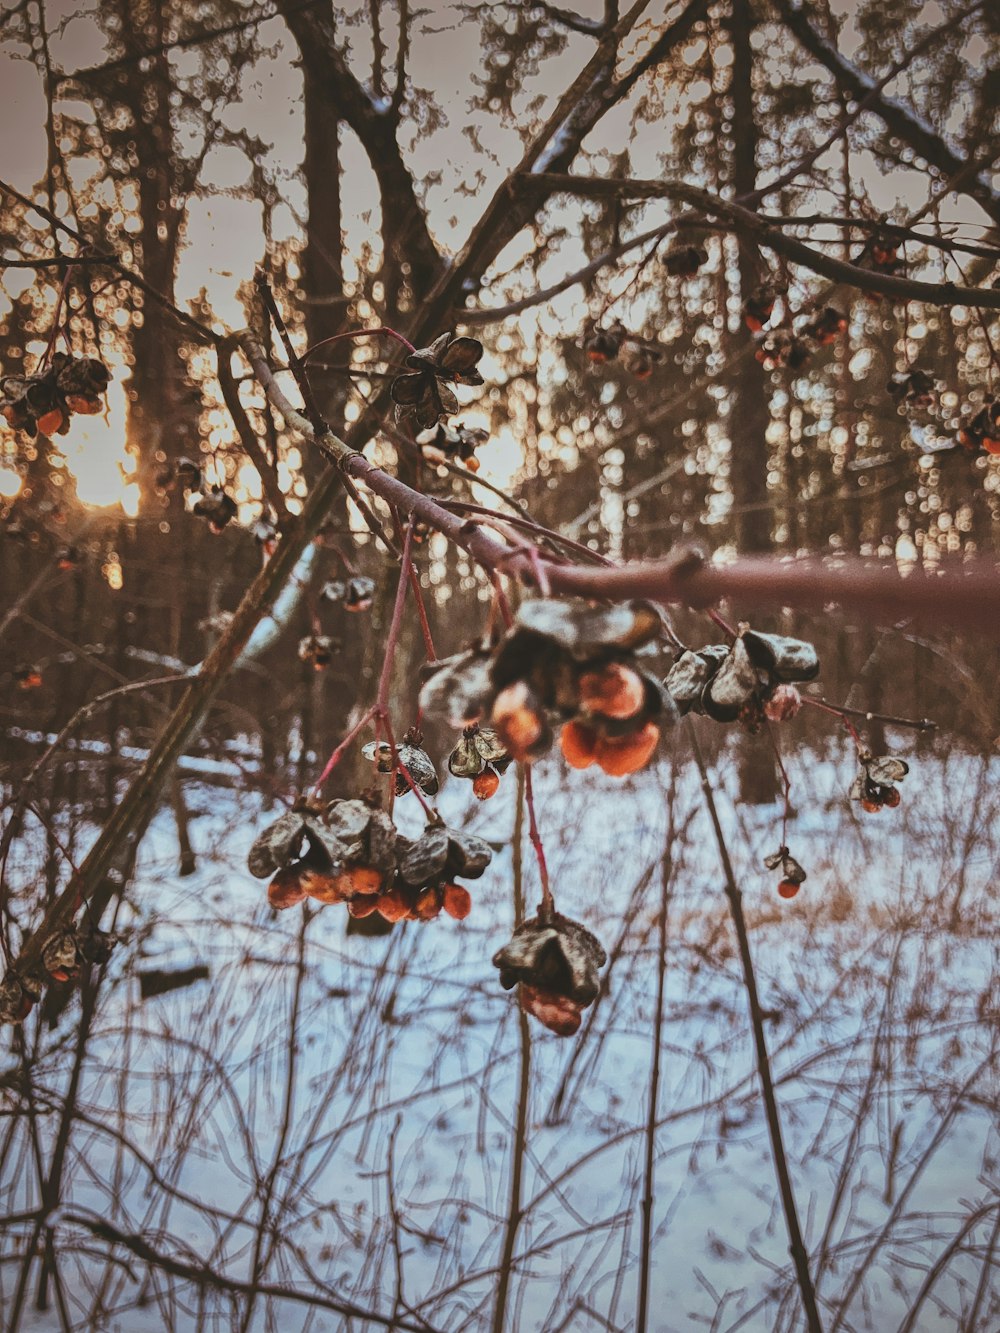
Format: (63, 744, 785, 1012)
(773, 0, 1000, 228)
(518, 173, 1000, 307)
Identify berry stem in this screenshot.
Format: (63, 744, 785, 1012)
(376, 521, 415, 717)
(391, 508, 436, 662)
(301, 326, 417, 363)
(38, 263, 74, 371)
(312, 705, 377, 795)
(802, 696, 863, 747)
(802, 696, 935, 733)
(765, 721, 793, 848)
(706, 607, 738, 639)
(523, 765, 554, 922)
(380, 713, 436, 821)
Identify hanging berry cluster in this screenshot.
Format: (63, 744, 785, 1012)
(0, 926, 115, 1024)
(421, 599, 674, 777)
(247, 794, 492, 925)
(581, 324, 663, 380)
(1, 353, 110, 438)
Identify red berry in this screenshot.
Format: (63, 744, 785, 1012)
(472, 769, 500, 800)
(777, 879, 800, 900)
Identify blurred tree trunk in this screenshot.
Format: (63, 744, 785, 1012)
(728, 0, 771, 558)
(729, 0, 778, 803)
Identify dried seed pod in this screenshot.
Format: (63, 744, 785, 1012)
(14, 664, 43, 690)
(887, 369, 935, 409)
(391, 332, 484, 428)
(323, 576, 376, 612)
(623, 347, 658, 379)
(849, 749, 909, 812)
(362, 739, 440, 797)
(420, 649, 493, 728)
(248, 810, 314, 879)
(43, 932, 82, 983)
(756, 330, 810, 371)
(175, 457, 203, 491)
(493, 914, 607, 1037)
(957, 401, 1000, 453)
(764, 846, 807, 886)
(663, 243, 708, 278)
(298, 634, 336, 671)
(448, 724, 509, 779)
(508, 599, 661, 660)
(743, 287, 778, 332)
(803, 307, 847, 346)
(77, 929, 115, 966)
(191, 487, 237, 533)
(396, 822, 492, 888)
(417, 420, 489, 470)
(583, 327, 623, 363)
(252, 518, 278, 552)
(0, 974, 38, 1024)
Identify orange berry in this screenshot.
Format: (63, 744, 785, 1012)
(347, 865, 384, 896)
(560, 719, 597, 769)
(472, 769, 500, 800)
(347, 894, 380, 918)
(861, 797, 883, 814)
(413, 887, 442, 920)
(983, 436, 1000, 456)
(464, 457, 480, 473)
(65, 393, 102, 415)
(883, 787, 901, 809)
(376, 888, 410, 922)
(36, 408, 65, 436)
(578, 662, 645, 719)
(519, 983, 582, 1037)
(49, 968, 72, 982)
(777, 879, 800, 900)
(267, 868, 308, 909)
(492, 683, 544, 760)
(301, 868, 351, 903)
(586, 349, 609, 364)
(594, 722, 659, 776)
(442, 883, 472, 920)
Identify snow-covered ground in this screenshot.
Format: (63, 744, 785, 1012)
(2, 734, 998, 1332)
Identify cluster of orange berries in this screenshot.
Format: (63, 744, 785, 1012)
(493, 912, 606, 1037)
(247, 796, 491, 926)
(421, 600, 673, 779)
(958, 400, 1000, 455)
(1, 353, 110, 439)
(0, 928, 115, 1024)
(745, 288, 848, 371)
(582, 325, 662, 380)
